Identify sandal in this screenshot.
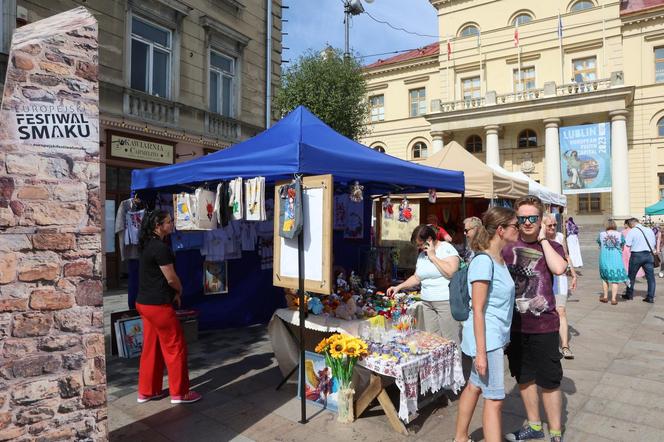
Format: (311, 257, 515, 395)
(611, 300, 618, 305)
(599, 297, 608, 303)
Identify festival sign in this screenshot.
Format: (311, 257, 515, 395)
(559, 122, 612, 194)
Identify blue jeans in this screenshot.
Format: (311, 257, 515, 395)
(626, 251, 656, 300)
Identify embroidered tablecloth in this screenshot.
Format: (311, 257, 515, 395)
(358, 331, 465, 422)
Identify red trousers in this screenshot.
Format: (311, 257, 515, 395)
(136, 303, 190, 397)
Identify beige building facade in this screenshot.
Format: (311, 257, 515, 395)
(362, 0, 664, 224)
(1, 0, 282, 288)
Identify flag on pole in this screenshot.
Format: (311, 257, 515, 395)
(557, 13, 563, 41)
(477, 29, 481, 51)
(514, 23, 519, 48)
(447, 38, 452, 60)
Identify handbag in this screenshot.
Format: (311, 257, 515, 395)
(636, 227, 661, 268)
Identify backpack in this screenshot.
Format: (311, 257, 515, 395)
(449, 252, 494, 321)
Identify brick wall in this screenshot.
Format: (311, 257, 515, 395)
(0, 7, 107, 440)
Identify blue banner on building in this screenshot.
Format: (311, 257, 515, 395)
(559, 123, 611, 194)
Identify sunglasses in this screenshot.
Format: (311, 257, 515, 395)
(517, 215, 540, 225)
(546, 223, 558, 227)
(463, 227, 475, 234)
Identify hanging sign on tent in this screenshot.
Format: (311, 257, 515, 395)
(273, 174, 333, 295)
(559, 123, 612, 194)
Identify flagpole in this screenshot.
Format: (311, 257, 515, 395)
(518, 46, 522, 95)
(601, 3, 606, 78)
(479, 30, 483, 98)
(446, 37, 450, 101)
(558, 12, 564, 85)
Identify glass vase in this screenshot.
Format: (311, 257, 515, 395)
(336, 387, 355, 423)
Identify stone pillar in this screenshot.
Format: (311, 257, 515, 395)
(431, 131, 445, 154)
(484, 125, 500, 167)
(543, 118, 562, 193)
(610, 110, 630, 218)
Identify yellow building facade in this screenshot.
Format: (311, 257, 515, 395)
(361, 0, 664, 224)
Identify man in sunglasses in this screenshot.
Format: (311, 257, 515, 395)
(502, 195, 568, 442)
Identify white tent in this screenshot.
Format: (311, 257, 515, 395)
(489, 165, 567, 207)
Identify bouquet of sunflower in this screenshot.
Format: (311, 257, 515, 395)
(315, 333, 369, 389)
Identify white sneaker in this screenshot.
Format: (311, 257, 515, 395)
(659, 272, 663, 278)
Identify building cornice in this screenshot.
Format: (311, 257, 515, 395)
(621, 9, 664, 25)
(200, 15, 251, 47)
(364, 57, 438, 78)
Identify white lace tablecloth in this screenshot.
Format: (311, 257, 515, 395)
(358, 335, 465, 422)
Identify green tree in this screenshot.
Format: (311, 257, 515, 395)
(274, 48, 369, 140)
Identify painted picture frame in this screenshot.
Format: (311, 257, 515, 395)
(298, 351, 339, 412)
(203, 261, 229, 295)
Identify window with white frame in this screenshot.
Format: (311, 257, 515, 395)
(512, 13, 533, 26)
(412, 141, 428, 159)
(462, 76, 481, 99)
(369, 95, 385, 122)
(655, 47, 664, 83)
(513, 66, 536, 92)
(572, 56, 597, 82)
(209, 50, 235, 117)
(409, 88, 426, 117)
(570, 0, 594, 12)
(131, 16, 172, 98)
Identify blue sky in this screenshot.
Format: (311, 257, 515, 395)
(282, 0, 438, 65)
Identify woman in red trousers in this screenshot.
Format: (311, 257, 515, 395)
(136, 209, 201, 404)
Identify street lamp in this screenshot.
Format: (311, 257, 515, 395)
(343, 0, 372, 59)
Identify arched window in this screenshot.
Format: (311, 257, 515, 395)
(570, 0, 594, 12)
(518, 129, 538, 148)
(512, 13, 533, 26)
(658, 117, 664, 137)
(412, 141, 428, 159)
(459, 24, 480, 38)
(373, 145, 386, 153)
(465, 135, 482, 153)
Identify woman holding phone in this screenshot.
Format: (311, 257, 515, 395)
(387, 224, 460, 342)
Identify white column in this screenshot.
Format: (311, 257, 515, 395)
(543, 118, 562, 193)
(610, 110, 630, 218)
(431, 131, 444, 154)
(484, 125, 500, 167)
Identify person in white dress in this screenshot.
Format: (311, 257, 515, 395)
(565, 217, 583, 268)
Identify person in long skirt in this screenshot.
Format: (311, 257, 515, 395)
(566, 217, 583, 268)
(598, 219, 628, 304)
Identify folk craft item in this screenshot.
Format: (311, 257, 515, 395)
(428, 188, 437, 203)
(382, 195, 393, 219)
(278, 178, 303, 239)
(315, 334, 369, 423)
(350, 180, 364, 203)
(398, 197, 412, 223)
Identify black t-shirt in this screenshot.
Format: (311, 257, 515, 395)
(138, 236, 176, 305)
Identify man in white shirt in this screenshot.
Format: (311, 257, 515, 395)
(623, 218, 656, 303)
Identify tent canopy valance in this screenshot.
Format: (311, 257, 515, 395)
(489, 166, 567, 207)
(131, 106, 465, 195)
(645, 199, 664, 215)
(420, 141, 528, 200)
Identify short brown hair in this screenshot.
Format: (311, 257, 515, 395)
(410, 224, 438, 244)
(514, 194, 544, 217)
(604, 218, 617, 231)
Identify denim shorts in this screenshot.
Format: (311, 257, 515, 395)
(469, 347, 505, 400)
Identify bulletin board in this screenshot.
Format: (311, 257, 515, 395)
(273, 174, 333, 294)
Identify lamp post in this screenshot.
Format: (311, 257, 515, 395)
(343, 0, 371, 59)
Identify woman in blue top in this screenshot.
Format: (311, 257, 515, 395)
(454, 207, 518, 442)
(387, 224, 460, 342)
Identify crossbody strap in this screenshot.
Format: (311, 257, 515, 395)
(636, 227, 655, 253)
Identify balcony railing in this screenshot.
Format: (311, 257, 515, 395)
(205, 112, 241, 142)
(432, 73, 619, 113)
(123, 89, 179, 125)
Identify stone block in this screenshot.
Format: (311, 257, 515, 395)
(75, 60, 97, 81)
(0, 177, 14, 202)
(72, 162, 98, 181)
(58, 375, 82, 399)
(83, 334, 104, 357)
(29, 73, 61, 87)
(62, 353, 85, 370)
(0, 207, 16, 227)
(38, 335, 80, 352)
(0, 281, 34, 298)
(39, 157, 70, 179)
(0, 412, 10, 430)
(39, 61, 70, 75)
(76, 234, 99, 250)
(21, 85, 55, 103)
(0, 253, 17, 284)
(52, 182, 87, 202)
(91, 311, 103, 328)
(81, 385, 106, 408)
(31, 427, 73, 441)
(0, 298, 28, 312)
(12, 52, 34, 70)
(16, 186, 48, 200)
(54, 309, 91, 333)
(11, 378, 59, 405)
(75, 280, 102, 306)
(57, 398, 83, 414)
(9, 200, 24, 216)
(30, 288, 74, 310)
(33, 232, 76, 251)
(5, 154, 39, 175)
(63, 260, 92, 277)
(18, 262, 59, 282)
(2, 339, 37, 359)
(17, 43, 42, 55)
(83, 356, 105, 386)
(10, 354, 61, 378)
(0, 234, 30, 251)
(31, 202, 86, 226)
(0, 425, 25, 440)
(12, 312, 53, 337)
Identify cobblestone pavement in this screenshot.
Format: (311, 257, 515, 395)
(106, 238, 664, 441)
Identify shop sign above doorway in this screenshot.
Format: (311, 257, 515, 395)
(110, 133, 174, 164)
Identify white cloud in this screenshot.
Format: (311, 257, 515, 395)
(282, 0, 438, 65)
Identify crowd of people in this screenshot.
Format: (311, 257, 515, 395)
(389, 195, 658, 442)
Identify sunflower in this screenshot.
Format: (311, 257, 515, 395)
(344, 340, 359, 357)
(329, 338, 347, 359)
(315, 337, 329, 354)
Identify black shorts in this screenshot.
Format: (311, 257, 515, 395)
(506, 331, 562, 389)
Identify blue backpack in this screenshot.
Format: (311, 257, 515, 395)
(449, 252, 494, 321)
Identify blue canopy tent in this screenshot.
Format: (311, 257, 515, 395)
(130, 106, 465, 331)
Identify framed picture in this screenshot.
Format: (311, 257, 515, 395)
(298, 351, 339, 412)
(204, 261, 228, 294)
(118, 316, 144, 359)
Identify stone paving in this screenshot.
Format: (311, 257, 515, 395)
(105, 238, 664, 441)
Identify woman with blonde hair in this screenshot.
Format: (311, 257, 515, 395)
(598, 218, 628, 305)
(543, 213, 577, 359)
(462, 216, 482, 263)
(454, 207, 519, 442)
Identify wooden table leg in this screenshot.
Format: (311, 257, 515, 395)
(354, 373, 382, 418)
(376, 388, 408, 435)
(355, 373, 408, 436)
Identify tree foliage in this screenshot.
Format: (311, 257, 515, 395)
(274, 48, 369, 140)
